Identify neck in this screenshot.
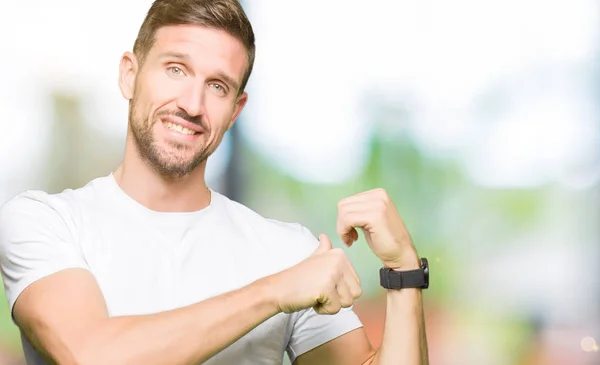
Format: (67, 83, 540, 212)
(114, 138, 211, 213)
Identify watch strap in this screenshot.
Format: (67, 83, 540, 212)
(379, 258, 428, 289)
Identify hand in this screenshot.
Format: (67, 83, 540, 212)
(268, 234, 362, 315)
(336, 188, 420, 270)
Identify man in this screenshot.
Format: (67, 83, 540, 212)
(0, 1, 429, 364)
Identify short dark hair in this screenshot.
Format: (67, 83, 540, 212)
(133, 0, 255, 94)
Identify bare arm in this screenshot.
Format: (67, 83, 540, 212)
(14, 268, 279, 365)
(294, 284, 427, 365)
(295, 188, 429, 365)
(371, 274, 429, 364)
(293, 328, 376, 365)
(14, 234, 363, 365)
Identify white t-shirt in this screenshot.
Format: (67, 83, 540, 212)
(0, 174, 363, 365)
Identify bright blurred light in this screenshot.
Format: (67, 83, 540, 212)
(465, 91, 599, 188)
(0, 0, 235, 185)
(244, 0, 599, 187)
(0, 74, 51, 184)
(243, 2, 374, 184)
(0, 0, 152, 139)
(0, 0, 598, 188)
(581, 336, 598, 352)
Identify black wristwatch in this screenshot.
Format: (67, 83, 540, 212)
(379, 258, 429, 290)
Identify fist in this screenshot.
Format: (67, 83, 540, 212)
(337, 188, 419, 270)
(270, 234, 362, 315)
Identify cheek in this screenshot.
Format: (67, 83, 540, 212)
(205, 97, 237, 127)
(203, 105, 232, 144)
(153, 77, 181, 101)
(138, 72, 180, 113)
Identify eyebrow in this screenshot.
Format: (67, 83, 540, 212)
(158, 51, 240, 92)
(214, 71, 240, 92)
(159, 51, 192, 62)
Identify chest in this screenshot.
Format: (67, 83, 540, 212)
(77, 211, 282, 314)
(75, 216, 293, 364)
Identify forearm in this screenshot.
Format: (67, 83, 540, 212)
(371, 288, 428, 365)
(78, 278, 279, 365)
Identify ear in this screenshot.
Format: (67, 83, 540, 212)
(118, 51, 138, 100)
(227, 92, 248, 130)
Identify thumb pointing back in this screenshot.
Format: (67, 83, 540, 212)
(313, 234, 333, 255)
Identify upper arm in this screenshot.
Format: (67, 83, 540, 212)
(14, 269, 109, 364)
(283, 225, 374, 364)
(0, 194, 108, 363)
(286, 305, 368, 364)
(293, 327, 376, 365)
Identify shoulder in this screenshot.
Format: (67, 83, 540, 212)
(214, 191, 319, 261)
(0, 190, 66, 228)
(0, 191, 74, 256)
(0, 176, 110, 239)
(0, 185, 100, 316)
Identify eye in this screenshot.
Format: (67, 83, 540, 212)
(209, 83, 227, 95)
(167, 66, 186, 77)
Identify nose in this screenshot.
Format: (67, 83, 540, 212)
(176, 81, 206, 118)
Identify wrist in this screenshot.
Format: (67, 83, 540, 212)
(253, 275, 284, 315)
(383, 253, 421, 271)
(379, 256, 429, 290)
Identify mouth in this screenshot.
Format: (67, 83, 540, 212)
(159, 115, 204, 139)
(164, 121, 198, 135)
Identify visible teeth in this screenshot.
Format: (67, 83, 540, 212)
(165, 122, 197, 135)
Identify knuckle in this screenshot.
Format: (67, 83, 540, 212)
(337, 211, 349, 224)
(322, 280, 335, 292)
(341, 299, 354, 308)
(376, 187, 388, 197)
(331, 270, 343, 283)
(331, 248, 345, 256)
(375, 204, 388, 219)
(334, 251, 346, 268)
(378, 190, 390, 203)
(335, 217, 347, 230)
(375, 199, 387, 212)
(329, 306, 342, 314)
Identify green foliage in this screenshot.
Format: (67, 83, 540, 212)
(0, 285, 23, 359)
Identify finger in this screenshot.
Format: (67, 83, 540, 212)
(337, 229, 359, 248)
(337, 199, 361, 245)
(314, 287, 341, 315)
(336, 212, 368, 246)
(337, 226, 357, 247)
(339, 201, 384, 220)
(343, 256, 361, 287)
(337, 202, 387, 229)
(312, 234, 333, 255)
(336, 281, 354, 308)
(339, 251, 362, 299)
(350, 229, 359, 243)
(344, 271, 362, 300)
(339, 188, 391, 206)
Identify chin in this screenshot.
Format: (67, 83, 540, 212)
(153, 160, 198, 177)
(155, 151, 206, 177)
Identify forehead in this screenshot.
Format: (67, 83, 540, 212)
(150, 25, 248, 81)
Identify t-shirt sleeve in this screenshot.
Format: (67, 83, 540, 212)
(285, 225, 364, 363)
(0, 192, 89, 315)
(286, 306, 364, 363)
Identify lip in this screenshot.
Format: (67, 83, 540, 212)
(159, 115, 205, 134)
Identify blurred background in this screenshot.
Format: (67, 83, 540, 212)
(1, 0, 599, 364)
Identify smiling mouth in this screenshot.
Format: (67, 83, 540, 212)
(164, 121, 199, 135)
